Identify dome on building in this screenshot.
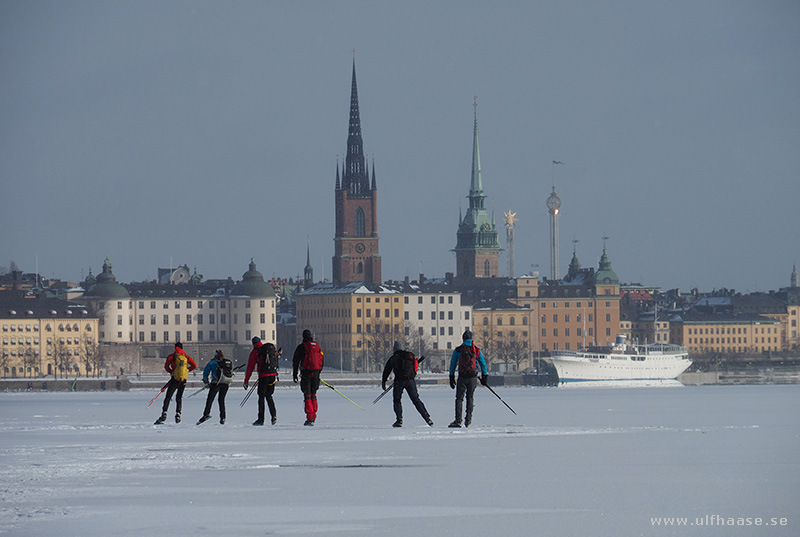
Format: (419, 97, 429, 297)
(85, 258, 130, 298)
(595, 248, 619, 285)
(230, 259, 275, 298)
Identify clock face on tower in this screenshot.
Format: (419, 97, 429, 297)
(355, 242, 366, 254)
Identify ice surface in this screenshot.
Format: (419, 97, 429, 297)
(1, 384, 797, 536)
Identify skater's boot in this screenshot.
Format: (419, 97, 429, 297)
(196, 415, 211, 425)
(426, 417, 434, 426)
(303, 419, 315, 426)
(175, 413, 181, 424)
(271, 416, 277, 425)
(392, 418, 403, 428)
(448, 420, 462, 428)
(465, 416, 471, 428)
(154, 413, 167, 425)
(252, 419, 264, 426)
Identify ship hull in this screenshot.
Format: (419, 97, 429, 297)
(550, 350, 692, 383)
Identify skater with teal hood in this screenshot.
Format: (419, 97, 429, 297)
(448, 330, 488, 428)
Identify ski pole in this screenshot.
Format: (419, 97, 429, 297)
(373, 356, 424, 404)
(147, 381, 171, 408)
(240, 381, 258, 407)
(320, 379, 365, 410)
(484, 383, 517, 415)
(373, 383, 393, 404)
(187, 384, 208, 399)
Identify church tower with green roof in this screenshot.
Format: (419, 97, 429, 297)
(453, 99, 500, 279)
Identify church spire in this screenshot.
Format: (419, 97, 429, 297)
(304, 236, 314, 288)
(470, 96, 483, 195)
(341, 56, 369, 195)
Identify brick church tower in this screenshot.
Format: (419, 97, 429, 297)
(453, 99, 500, 279)
(332, 58, 382, 287)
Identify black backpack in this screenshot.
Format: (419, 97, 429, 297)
(393, 350, 418, 379)
(458, 344, 478, 378)
(258, 343, 279, 374)
(217, 357, 234, 385)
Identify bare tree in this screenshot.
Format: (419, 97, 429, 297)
(0, 350, 9, 378)
(404, 322, 435, 366)
(363, 321, 398, 373)
(21, 342, 38, 378)
(49, 337, 71, 379)
(81, 338, 104, 378)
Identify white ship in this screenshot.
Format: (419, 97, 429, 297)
(550, 335, 692, 383)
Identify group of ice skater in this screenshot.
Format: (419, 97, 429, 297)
(154, 329, 490, 428)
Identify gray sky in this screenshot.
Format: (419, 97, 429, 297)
(2, 1, 798, 293)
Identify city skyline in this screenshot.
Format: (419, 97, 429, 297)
(2, 2, 798, 293)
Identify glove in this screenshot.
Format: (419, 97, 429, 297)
(381, 382, 386, 391)
(449, 375, 456, 389)
(293, 374, 298, 384)
(480, 375, 488, 386)
(243, 382, 248, 390)
(203, 379, 209, 386)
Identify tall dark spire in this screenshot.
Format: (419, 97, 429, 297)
(341, 58, 370, 196)
(304, 236, 314, 288)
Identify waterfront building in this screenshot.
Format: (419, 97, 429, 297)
(79, 258, 276, 373)
(296, 282, 403, 373)
(0, 291, 99, 378)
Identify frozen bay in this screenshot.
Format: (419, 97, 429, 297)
(1, 384, 797, 536)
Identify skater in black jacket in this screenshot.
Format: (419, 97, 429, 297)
(381, 341, 433, 428)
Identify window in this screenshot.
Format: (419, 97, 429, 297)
(175, 315, 180, 325)
(260, 313, 265, 324)
(209, 314, 215, 325)
(245, 314, 251, 324)
(220, 314, 226, 324)
(163, 315, 169, 325)
(163, 331, 169, 341)
(186, 315, 192, 325)
(355, 207, 366, 236)
(197, 314, 203, 325)
(186, 301, 192, 308)
(150, 301, 156, 309)
(150, 315, 156, 325)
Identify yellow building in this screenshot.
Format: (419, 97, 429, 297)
(670, 312, 783, 355)
(296, 283, 404, 374)
(0, 292, 100, 378)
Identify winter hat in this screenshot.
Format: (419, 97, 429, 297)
(393, 341, 403, 352)
(175, 342, 183, 349)
(462, 330, 473, 341)
(251, 336, 261, 345)
(302, 329, 312, 341)
(215, 349, 224, 358)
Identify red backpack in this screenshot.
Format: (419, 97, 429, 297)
(302, 341, 323, 371)
(458, 344, 479, 378)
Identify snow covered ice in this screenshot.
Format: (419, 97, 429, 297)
(1, 384, 797, 536)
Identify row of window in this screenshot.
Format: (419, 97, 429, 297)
(689, 337, 776, 345)
(541, 313, 594, 323)
(688, 326, 777, 335)
(540, 301, 596, 309)
(402, 295, 457, 305)
(2, 324, 93, 332)
(112, 299, 271, 310)
(482, 316, 529, 326)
